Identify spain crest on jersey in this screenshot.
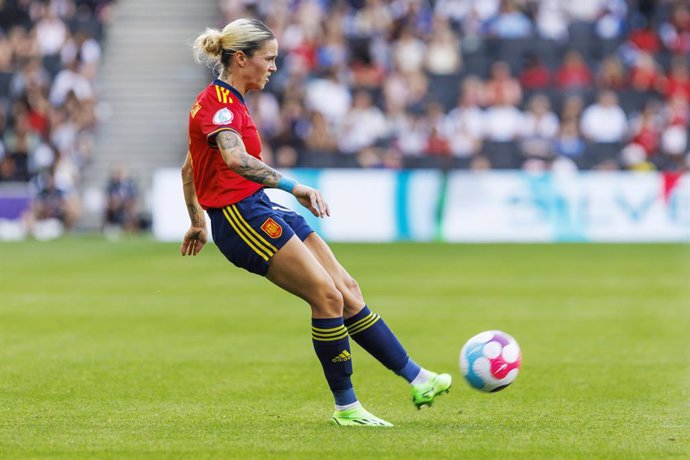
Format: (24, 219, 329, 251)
(260, 217, 283, 239)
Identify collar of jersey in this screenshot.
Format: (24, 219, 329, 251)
(212, 79, 245, 105)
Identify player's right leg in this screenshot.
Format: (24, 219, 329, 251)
(266, 236, 392, 426)
(303, 232, 452, 409)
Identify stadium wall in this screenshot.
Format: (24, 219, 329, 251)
(152, 169, 690, 243)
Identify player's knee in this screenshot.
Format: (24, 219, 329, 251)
(311, 282, 344, 317)
(342, 275, 361, 297)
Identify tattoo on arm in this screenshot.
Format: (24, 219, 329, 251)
(216, 131, 281, 187)
(187, 203, 204, 227)
(181, 151, 205, 228)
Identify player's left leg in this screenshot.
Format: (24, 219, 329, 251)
(303, 233, 452, 408)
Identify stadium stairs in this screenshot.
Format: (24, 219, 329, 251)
(79, 0, 217, 230)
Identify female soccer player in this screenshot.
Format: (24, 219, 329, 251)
(181, 18, 451, 427)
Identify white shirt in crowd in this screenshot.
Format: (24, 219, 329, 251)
(35, 16, 68, 56)
(338, 106, 388, 154)
(49, 67, 93, 106)
(521, 111, 560, 139)
(580, 103, 628, 143)
(483, 105, 524, 141)
(305, 77, 352, 125)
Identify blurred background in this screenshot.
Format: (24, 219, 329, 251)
(0, 0, 688, 242)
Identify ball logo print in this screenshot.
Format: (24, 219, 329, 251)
(459, 330, 521, 392)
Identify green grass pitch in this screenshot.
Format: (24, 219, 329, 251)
(1, 239, 688, 459)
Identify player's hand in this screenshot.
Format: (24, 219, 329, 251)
(292, 184, 330, 218)
(181, 225, 208, 256)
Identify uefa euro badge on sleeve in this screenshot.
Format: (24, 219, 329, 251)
(213, 108, 234, 125)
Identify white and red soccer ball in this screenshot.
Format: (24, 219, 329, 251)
(459, 330, 521, 392)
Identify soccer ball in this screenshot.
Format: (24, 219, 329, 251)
(459, 330, 521, 392)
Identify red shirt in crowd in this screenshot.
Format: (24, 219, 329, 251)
(628, 27, 662, 54)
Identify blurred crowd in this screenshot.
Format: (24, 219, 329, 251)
(0, 0, 118, 233)
(218, 0, 690, 172)
(2, 0, 689, 237)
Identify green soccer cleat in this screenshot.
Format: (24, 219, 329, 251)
(411, 373, 452, 409)
(331, 406, 394, 427)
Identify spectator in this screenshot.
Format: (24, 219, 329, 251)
(628, 22, 662, 54)
(444, 77, 484, 158)
(661, 58, 690, 102)
(597, 55, 627, 90)
(425, 21, 461, 76)
(486, 0, 533, 39)
(484, 61, 522, 107)
(424, 102, 451, 156)
(22, 171, 78, 238)
(580, 90, 628, 143)
(519, 53, 551, 90)
(567, 0, 607, 23)
(316, 24, 348, 72)
(659, 2, 690, 56)
(337, 90, 387, 154)
(595, 1, 627, 41)
(534, 0, 569, 41)
(659, 124, 688, 170)
(305, 111, 337, 154)
(304, 68, 351, 125)
(9, 57, 50, 98)
(483, 92, 523, 142)
(629, 51, 664, 93)
(395, 112, 428, 156)
(663, 94, 689, 127)
(620, 143, 655, 171)
(554, 49, 593, 92)
(34, 5, 69, 58)
(3, 112, 37, 181)
(49, 60, 93, 106)
(520, 94, 559, 161)
(391, 26, 426, 74)
(628, 99, 663, 158)
(348, 47, 386, 91)
(273, 96, 308, 151)
(0, 36, 14, 98)
(554, 119, 586, 162)
(103, 164, 138, 235)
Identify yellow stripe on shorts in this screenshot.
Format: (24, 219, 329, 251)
(222, 207, 272, 261)
(229, 205, 278, 253)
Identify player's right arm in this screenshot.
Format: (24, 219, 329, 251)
(180, 149, 208, 256)
(215, 130, 330, 218)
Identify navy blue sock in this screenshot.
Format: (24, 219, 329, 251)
(345, 306, 421, 383)
(311, 317, 357, 406)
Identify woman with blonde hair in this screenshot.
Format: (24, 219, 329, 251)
(180, 18, 451, 427)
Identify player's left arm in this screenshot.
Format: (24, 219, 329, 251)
(215, 130, 330, 218)
(180, 150, 208, 256)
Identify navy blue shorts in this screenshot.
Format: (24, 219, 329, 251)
(207, 189, 314, 276)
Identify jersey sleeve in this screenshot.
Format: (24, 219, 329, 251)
(197, 93, 245, 148)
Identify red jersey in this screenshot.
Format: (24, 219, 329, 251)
(188, 79, 263, 209)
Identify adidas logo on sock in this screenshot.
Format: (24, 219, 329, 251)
(331, 350, 351, 363)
